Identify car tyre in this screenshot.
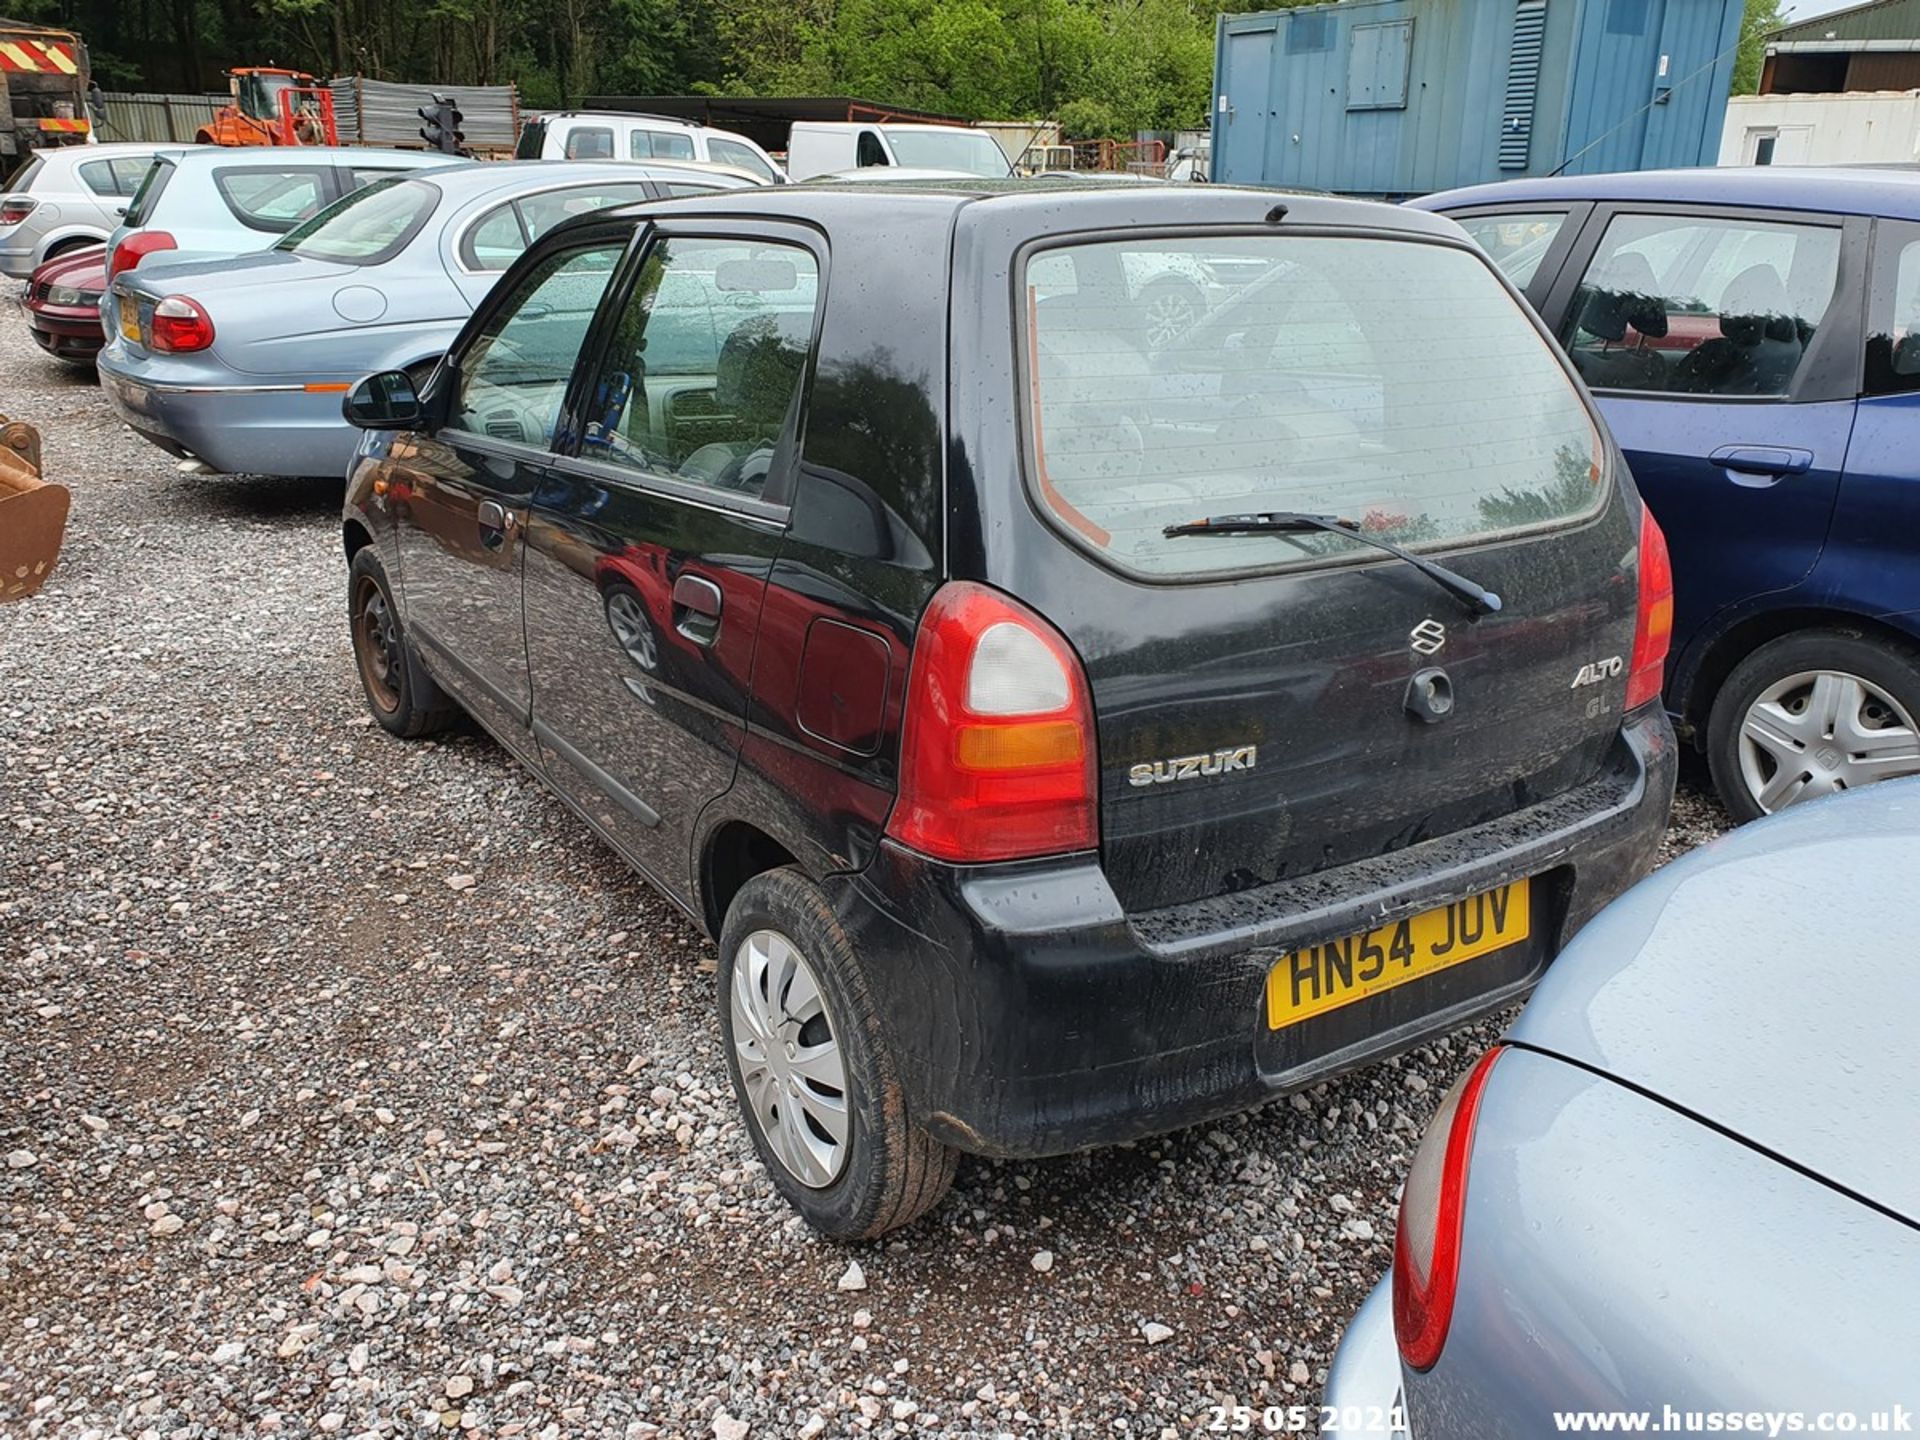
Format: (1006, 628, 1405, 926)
(1707, 627, 1920, 822)
(347, 546, 458, 739)
(717, 866, 957, 1238)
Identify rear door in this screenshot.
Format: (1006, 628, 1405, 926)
(985, 226, 1645, 916)
(1537, 204, 1864, 679)
(520, 221, 823, 899)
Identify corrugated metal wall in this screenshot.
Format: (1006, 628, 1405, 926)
(92, 92, 224, 143)
(1212, 0, 1742, 194)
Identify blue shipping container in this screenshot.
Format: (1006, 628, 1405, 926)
(1212, 0, 1744, 194)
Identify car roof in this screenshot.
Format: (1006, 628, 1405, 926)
(52, 141, 179, 158)
(585, 177, 1456, 239)
(1415, 165, 1920, 222)
(400, 159, 733, 199)
(159, 146, 469, 174)
(540, 111, 702, 131)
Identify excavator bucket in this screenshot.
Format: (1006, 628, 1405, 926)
(0, 414, 70, 602)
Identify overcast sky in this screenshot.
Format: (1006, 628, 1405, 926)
(1780, 0, 1867, 21)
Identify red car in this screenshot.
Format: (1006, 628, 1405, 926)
(21, 243, 106, 366)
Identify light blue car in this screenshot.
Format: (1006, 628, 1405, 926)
(96, 160, 759, 479)
(1324, 781, 1920, 1437)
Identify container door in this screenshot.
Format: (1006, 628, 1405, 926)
(1218, 25, 1274, 184)
(1562, 0, 1666, 175)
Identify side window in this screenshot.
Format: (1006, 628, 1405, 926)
(78, 159, 118, 196)
(582, 235, 820, 500)
(855, 131, 889, 167)
(447, 242, 625, 448)
(563, 126, 615, 160)
(213, 167, 331, 232)
(708, 138, 776, 181)
(515, 184, 652, 245)
(632, 128, 695, 160)
(1562, 213, 1841, 398)
(111, 157, 152, 194)
(348, 166, 411, 189)
(1454, 211, 1567, 287)
(463, 202, 527, 270)
(1865, 222, 1920, 397)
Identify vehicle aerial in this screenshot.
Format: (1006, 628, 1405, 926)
(0, 18, 90, 167)
(335, 179, 1676, 1236)
(516, 111, 785, 185)
(100, 145, 463, 283)
(784, 121, 1013, 181)
(0, 141, 171, 279)
(21, 241, 105, 364)
(1417, 168, 1920, 822)
(198, 66, 338, 147)
(96, 160, 760, 480)
(1325, 782, 1920, 1439)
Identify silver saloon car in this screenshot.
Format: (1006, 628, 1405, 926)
(96, 160, 759, 479)
(1324, 783, 1920, 1439)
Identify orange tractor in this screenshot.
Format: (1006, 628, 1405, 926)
(197, 66, 338, 147)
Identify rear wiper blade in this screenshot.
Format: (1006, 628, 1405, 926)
(1163, 511, 1503, 617)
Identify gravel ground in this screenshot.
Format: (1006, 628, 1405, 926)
(0, 301, 1732, 1440)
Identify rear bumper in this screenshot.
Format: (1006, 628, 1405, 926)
(1324, 1279, 1411, 1438)
(828, 708, 1675, 1159)
(96, 354, 360, 478)
(1, 245, 41, 280)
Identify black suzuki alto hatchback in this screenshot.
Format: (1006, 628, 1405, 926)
(339, 179, 1676, 1236)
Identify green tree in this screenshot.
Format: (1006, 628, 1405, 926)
(1732, 0, 1786, 96)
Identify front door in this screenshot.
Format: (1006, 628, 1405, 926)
(522, 224, 825, 899)
(395, 238, 627, 741)
(1543, 205, 1863, 672)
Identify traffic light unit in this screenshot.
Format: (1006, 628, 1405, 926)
(416, 94, 465, 156)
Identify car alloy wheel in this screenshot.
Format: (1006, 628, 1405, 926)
(729, 928, 851, 1188)
(1737, 668, 1920, 813)
(605, 587, 658, 671)
(1143, 288, 1199, 349)
(353, 573, 403, 715)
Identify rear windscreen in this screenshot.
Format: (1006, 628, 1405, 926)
(1022, 234, 1605, 579)
(4, 155, 45, 194)
(279, 178, 439, 265)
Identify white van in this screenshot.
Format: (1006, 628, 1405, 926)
(516, 112, 784, 184)
(785, 122, 1013, 182)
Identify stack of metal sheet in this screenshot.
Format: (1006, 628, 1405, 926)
(329, 76, 520, 153)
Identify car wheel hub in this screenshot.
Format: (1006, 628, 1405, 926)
(1737, 668, 1920, 813)
(730, 928, 850, 1188)
(355, 579, 402, 713)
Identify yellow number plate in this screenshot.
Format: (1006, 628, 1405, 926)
(117, 293, 141, 344)
(1266, 878, 1531, 1029)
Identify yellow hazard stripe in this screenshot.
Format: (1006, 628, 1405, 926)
(39, 42, 79, 75)
(37, 118, 89, 132)
(0, 41, 40, 71)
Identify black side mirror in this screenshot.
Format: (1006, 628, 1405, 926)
(344, 370, 424, 430)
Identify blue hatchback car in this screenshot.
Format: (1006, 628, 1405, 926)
(1415, 169, 1920, 822)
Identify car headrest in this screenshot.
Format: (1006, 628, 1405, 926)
(714, 311, 809, 422)
(1580, 251, 1669, 343)
(1718, 264, 1797, 347)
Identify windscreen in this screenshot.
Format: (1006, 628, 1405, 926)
(1022, 234, 1604, 579)
(885, 130, 1012, 177)
(278, 178, 438, 265)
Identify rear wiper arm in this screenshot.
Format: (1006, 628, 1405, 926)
(1163, 511, 1503, 616)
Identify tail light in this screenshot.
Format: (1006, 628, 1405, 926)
(149, 296, 215, 353)
(108, 230, 176, 280)
(1625, 506, 1673, 712)
(0, 196, 37, 227)
(1393, 1045, 1504, 1372)
(887, 582, 1097, 863)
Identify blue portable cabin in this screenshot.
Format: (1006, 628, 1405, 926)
(1211, 0, 1745, 196)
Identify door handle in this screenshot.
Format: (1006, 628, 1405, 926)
(476, 500, 517, 548)
(671, 574, 723, 646)
(1710, 445, 1813, 487)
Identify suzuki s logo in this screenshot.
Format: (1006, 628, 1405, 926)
(1129, 745, 1259, 788)
(1571, 656, 1625, 688)
(1410, 618, 1447, 655)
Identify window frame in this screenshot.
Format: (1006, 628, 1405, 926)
(554, 217, 831, 525)
(1863, 216, 1920, 399)
(561, 124, 616, 160)
(1536, 201, 1869, 407)
(1009, 222, 1614, 587)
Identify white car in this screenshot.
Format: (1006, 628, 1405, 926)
(0, 141, 181, 279)
(785, 122, 1013, 181)
(516, 111, 784, 185)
